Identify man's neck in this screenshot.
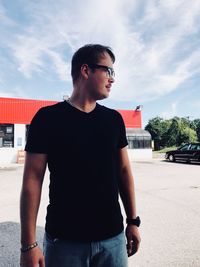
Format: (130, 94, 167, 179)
(68, 95, 96, 113)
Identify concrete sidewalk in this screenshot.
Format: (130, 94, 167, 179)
(0, 160, 200, 266)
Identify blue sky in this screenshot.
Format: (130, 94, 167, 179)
(0, 0, 200, 127)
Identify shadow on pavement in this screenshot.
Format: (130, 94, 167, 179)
(0, 221, 44, 267)
(164, 159, 200, 165)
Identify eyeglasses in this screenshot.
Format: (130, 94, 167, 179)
(88, 64, 115, 78)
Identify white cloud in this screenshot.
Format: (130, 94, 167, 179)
(0, 86, 28, 98)
(160, 102, 178, 119)
(112, 0, 200, 101)
(193, 101, 200, 109)
(0, 2, 15, 27)
(10, 36, 45, 78)
(46, 50, 71, 81)
(1, 0, 200, 103)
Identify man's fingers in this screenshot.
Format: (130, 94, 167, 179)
(125, 225, 141, 257)
(39, 256, 45, 267)
(127, 238, 140, 256)
(127, 240, 134, 256)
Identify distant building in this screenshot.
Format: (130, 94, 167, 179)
(0, 97, 152, 163)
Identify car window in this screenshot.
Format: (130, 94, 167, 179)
(179, 144, 190, 151)
(190, 145, 197, 150)
(196, 145, 200, 150)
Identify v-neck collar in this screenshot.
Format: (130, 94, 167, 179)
(64, 100, 99, 115)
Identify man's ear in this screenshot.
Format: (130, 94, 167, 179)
(80, 64, 90, 79)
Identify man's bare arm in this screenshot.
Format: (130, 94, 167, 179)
(20, 152, 47, 267)
(118, 147, 141, 257)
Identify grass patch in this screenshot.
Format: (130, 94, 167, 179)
(156, 146, 177, 153)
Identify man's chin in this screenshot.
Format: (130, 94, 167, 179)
(98, 95, 109, 100)
(92, 91, 110, 101)
(99, 93, 109, 100)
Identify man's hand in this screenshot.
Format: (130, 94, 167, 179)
(125, 225, 141, 257)
(20, 246, 45, 267)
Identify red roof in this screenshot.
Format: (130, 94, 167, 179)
(118, 109, 141, 128)
(0, 97, 141, 128)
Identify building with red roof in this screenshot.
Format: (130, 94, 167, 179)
(0, 97, 151, 163)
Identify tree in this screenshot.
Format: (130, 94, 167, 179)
(145, 117, 170, 150)
(191, 119, 200, 142)
(176, 117, 198, 143)
(165, 118, 179, 147)
(145, 116, 199, 150)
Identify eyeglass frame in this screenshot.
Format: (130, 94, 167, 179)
(87, 64, 115, 78)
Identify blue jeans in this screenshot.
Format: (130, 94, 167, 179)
(43, 231, 128, 267)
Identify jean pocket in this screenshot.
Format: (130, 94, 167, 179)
(45, 232, 60, 245)
(101, 231, 126, 249)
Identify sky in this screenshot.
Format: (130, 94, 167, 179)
(0, 0, 200, 127)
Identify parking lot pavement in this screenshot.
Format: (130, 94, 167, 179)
(0, 159, 200, 267)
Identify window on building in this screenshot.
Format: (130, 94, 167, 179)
(126, 128, 152, 149)
(127, 137, 152, 149)
(26, 125, 30, 141)
(0, 124, 14, 147)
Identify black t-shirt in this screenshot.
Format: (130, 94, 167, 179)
(25, 101, 128, 241)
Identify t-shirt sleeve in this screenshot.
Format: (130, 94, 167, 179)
(25, 107, 49, 154)
(117, 112, 128, 149)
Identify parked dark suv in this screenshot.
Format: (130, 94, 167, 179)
(165, 143, 200, 163)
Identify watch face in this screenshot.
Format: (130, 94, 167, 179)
(136, 216, 141, 227)
(126, 216, 141, 227)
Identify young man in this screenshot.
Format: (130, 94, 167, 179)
(20, 44, 141, 267)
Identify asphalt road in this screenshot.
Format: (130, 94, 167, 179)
(0, 159, 200, 267)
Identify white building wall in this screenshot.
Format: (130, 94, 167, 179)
(0, 148, 18, 164)
(0, 124, 153, 164)
(128, 149, 152, 161)
(14, 124, 26, 150)
(0, 124, 26, 164)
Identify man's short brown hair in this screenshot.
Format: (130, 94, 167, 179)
(71, 44, 115, 83)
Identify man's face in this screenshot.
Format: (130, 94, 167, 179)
(86, 52, 115, 100)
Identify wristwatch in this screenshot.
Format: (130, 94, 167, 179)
(126, 216, 141, 227)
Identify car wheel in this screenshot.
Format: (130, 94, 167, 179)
(168, 154, 175, 162)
